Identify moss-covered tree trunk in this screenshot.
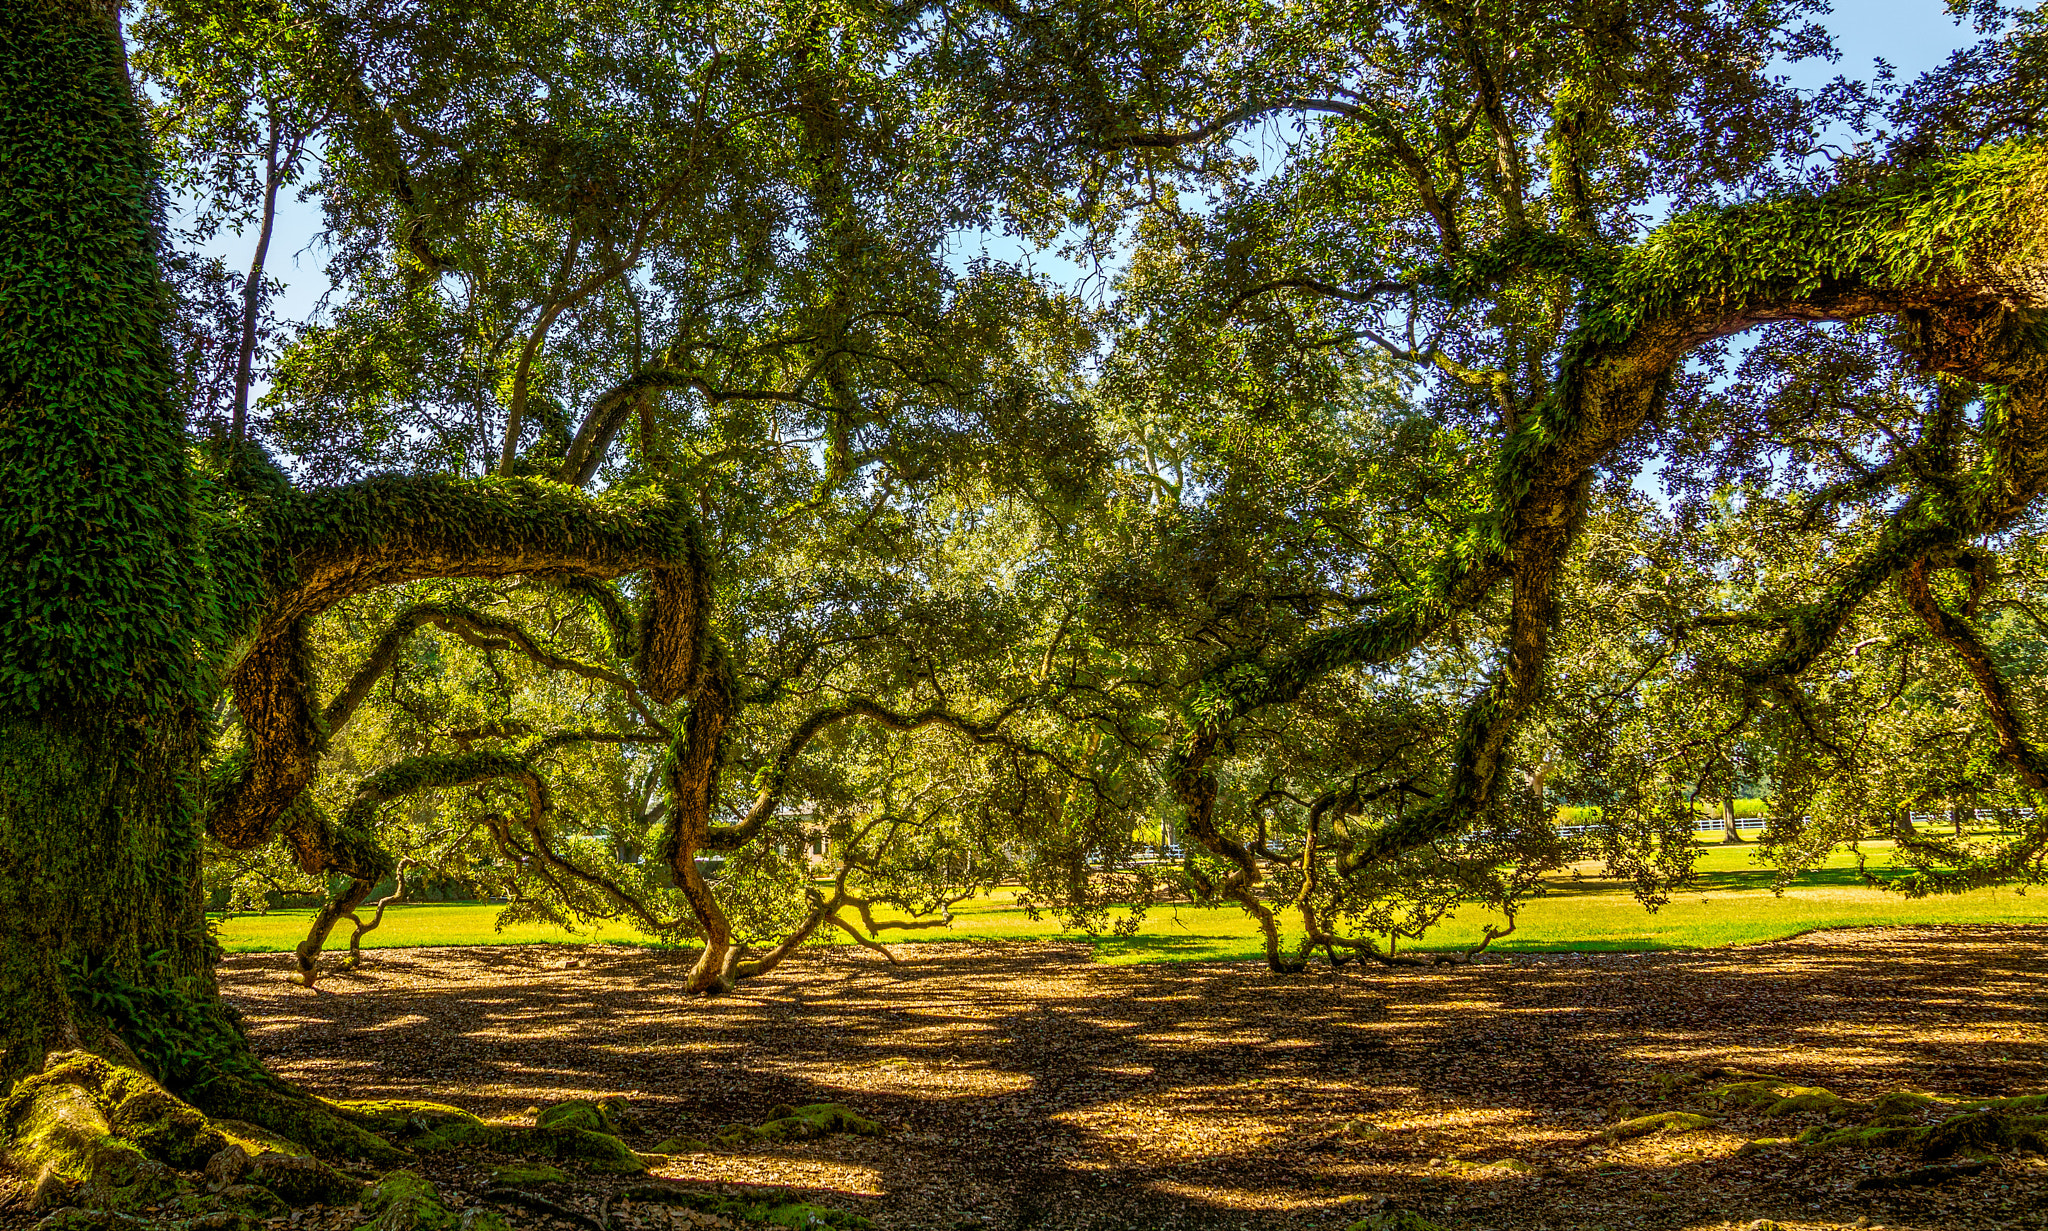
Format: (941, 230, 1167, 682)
(0, 0, 216, 1085)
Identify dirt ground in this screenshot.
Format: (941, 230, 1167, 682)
(174, 925, 2045, 1231)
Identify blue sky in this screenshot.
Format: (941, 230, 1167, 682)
(1806, 0, 1980, 86)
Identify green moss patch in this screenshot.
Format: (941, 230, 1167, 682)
(211, 1183, 288, 1218)
(242, 1151, 366, 1205)
(329, 1100, 487, 1143)
(649, 1136, 713, 1154)
(504, 1125, 648, 1172)
(3, 1080, 135, 1185)
(714, 1104, 881, 1146)
(1699, 1080, 1787, 1111)
(1694, 1076, 1853, 1119)
(350, 1170, 511, 1231)
(407, 1116, 646, 1174)
(1602, 1111, 1717, 1142)
(1920, 1107, 2048, 1159)
(1869, 1091, 1946, 1119)
(76, 1150, 189, 1211)
(207, 1119, 310, 1158)
(534, 1097, 631, 1137)
(1763, 1086, 1852, 1117)
(1734, 1137, 1797, 1156)
(2, 1054, 226, 1181)
(190, 1075, 406, 1166)
(1796, 1123, 1925, 1149)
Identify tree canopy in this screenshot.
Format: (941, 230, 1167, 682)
(4, 0, 2048, 1196)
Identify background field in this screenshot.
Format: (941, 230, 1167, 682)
(214, 837, 2048, 963)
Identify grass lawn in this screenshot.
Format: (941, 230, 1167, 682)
(213, 836, 2048, 963)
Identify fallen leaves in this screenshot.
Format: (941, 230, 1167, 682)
(74, 924, 2035, 1230)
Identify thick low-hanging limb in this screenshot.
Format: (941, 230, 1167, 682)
(205, 474, 710, 853)
(1168, 144, 2048, 958)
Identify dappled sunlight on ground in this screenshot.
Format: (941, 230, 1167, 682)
(219, 926, 2047, 1230)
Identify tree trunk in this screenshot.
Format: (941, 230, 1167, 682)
(1720, 797, 1744, 844)
(0, 0, 217, 1084)
(657, 648, 739, 993)
(0, 719, 212, 1084)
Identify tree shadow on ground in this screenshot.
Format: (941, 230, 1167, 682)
(218, 925, 2048, 1231)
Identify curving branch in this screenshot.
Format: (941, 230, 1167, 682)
(205, 473, 711, 853)
(1168, 143, 2048, 951)
(1095, 97, 1365, 151)
(1903, 556, 2048, 790)
(558, 369, 836, 487)
(705, 697, 1028, 851)
(323, 601, 663, 735)
(1220, 276, 1409, 321)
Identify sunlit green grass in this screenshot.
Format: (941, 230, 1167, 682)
(213, 836, 2048, 964)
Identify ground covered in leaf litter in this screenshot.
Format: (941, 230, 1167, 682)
(60, 926, 2048, 1230)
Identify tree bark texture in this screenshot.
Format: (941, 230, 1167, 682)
(0, 0, 213, 1082)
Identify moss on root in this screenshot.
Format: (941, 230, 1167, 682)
(206, 1119, 310, 1158)
(212, 1182, 289, 1218)
(241, 1152, 367, 1205)
(1601, 1110, 1717, 1143)
(391, 1099, 648, 1174)
(488, 1162, 571, 1186)
(0, 1056, 225, 1212)
(712, 1103, 882, 1146)
(1920, 1106, 2048, 1159)
(354, 1170, 512, 1231)
(326, 1099, 489, 1143)
(1869, 1091, 1948, 1118)
(1646, 1067, 2048, 1163)
(503, 1125, 650, 1172)
(2, 1054, 227, 1182)
(534, 1097, 632, 1137)
(187, 1075, 406, 1166)
(1763, 1086, 1853, 1117)
(1798, 1123, 1926, 1149)
(0, 1061, 912, 1231)
(0, 1052, 386, 1231)
(3, 1080, 141, 1187)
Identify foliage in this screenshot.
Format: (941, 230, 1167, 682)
(14, 1, 2048, 1147)
(147, 0, 2048, 987)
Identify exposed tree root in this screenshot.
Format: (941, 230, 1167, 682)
(0, 1053, 367, 1219)
(1583, 1064, 2048, 1176)
(1852, 1160, 1995, 1190)
(478, 1185, 605, 1230)
(0, 1050, 700, 1228)
(648, 1102, 881, 1155)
